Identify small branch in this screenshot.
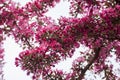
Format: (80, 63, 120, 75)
(78, 47, 101, 79)
(74, 3, 80, 18)
(22, 35, 33, 49)
(104, 69, 109, 80)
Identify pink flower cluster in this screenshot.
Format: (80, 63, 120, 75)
(0, 0, 120, 80)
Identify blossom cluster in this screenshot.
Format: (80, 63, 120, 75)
(0, 0, 120, 80)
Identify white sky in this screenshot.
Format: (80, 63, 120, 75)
(3, 37, 32, 80)
(3, 0, 120, 80)
(3, 0, 74, 80)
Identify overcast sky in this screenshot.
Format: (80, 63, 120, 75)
(3, 0, 72, 80)
(3, 0, 120, 80)
(3, 1, 32, 80)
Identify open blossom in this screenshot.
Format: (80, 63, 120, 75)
(76, 57, 85, 62)
(0, 49, 4, 59)
(94, 64, 105, 72)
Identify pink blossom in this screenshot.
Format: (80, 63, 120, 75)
(76, 57, 85, 62)
(0, 0, 120, 80)
(74, 42, 80, 48)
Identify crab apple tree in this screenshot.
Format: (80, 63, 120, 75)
(0, 0, 120, 80)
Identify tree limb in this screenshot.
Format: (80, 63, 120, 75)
(78, 47, 101, 79)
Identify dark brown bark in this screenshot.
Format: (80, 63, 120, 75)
(115, 0, 120, 5)
(78, 47, 101, 79)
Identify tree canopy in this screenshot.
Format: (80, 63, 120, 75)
(0, 0, 120, 80)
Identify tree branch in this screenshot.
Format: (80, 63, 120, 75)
(78, 47, 101, 79)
